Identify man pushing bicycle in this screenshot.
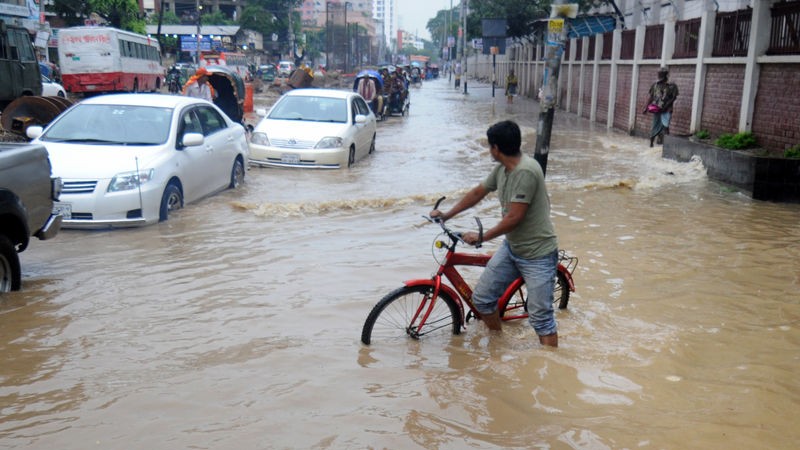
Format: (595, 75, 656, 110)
(430, 120, 560, 347)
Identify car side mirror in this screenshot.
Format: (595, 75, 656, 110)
(354, 114, 367, 124)
(26, 126, 44, 139)
(181, 132, 204, 148)
(255, 108, 267, 117)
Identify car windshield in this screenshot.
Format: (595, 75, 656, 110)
(268, 96, 347, 123)
(42, 104, 174, 145)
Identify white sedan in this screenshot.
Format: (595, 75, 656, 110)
(41, 75, 66, 97)
(26, 94, 249, 229)
(249, 88, 377, 169)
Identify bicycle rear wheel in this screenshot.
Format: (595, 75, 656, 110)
(361, 285, 463, 345)
(554, 269, 570, 309)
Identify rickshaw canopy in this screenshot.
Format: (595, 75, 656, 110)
(206, 65, 246, 124)
(353, 69, 384, 90)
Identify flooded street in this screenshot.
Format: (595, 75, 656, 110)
(3, 78, 800, 449)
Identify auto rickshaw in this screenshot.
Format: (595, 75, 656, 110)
(258, 64, 276, 82)
(206, 65, 246, 126)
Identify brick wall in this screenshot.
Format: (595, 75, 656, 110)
(595, 65, 610, 124)
(634, 66, 656, 136)
(613, 66, 632, 131)
(581, 66, 593, 119)
(700, 65, 745, 136)
(569, 67, 581, 112)
(752, 63, 800, 151)
(668, 66, 694, 136)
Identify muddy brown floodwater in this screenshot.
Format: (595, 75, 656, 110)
(2, 79, 800, 449)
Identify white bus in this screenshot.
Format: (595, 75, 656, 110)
(58, 27, 164, 94)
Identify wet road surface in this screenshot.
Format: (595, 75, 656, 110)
(2, 78, 800, 449)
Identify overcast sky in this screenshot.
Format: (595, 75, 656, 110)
(397, 0, 451, 41)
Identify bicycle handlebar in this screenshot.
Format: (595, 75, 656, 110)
(427, 196, 483, 248)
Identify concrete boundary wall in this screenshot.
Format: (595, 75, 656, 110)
(464, 0, 800, 153)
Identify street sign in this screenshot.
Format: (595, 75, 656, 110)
(549, 18, 564, 34)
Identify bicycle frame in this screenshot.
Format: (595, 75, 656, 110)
(403, 244, 575, 334)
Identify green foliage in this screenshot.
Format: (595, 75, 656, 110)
(714, 132, 757, 150)
(695, 129, 710, 139)
(52, 0, 144, 31)
(785, 144, 800, 159)
(52, 0, 92, 27)
(147, 11, 180, 25)
(202, 11, 234, 25)
(465, 0, 602, 40)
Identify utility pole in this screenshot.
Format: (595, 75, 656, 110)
(195, 0, 201, 65)
(448, 0, 453, 82)
(344, 2, 350, 73)
(461, 0, 468, 94)
(533, 1, 576, 176)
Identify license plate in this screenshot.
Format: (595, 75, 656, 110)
(53, 202, 72, 220)
(281, 153, 300, 164)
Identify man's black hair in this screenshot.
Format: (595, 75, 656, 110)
(487, 120, 522, 156)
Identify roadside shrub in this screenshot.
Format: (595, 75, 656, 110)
(785, 144, 800, 159)
(695, 129, 710, 139)
(715, 132, 757, 150)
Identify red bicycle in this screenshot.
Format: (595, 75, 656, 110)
(361, 198, 578, 345)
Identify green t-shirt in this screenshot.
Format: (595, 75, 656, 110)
(482, 154, 558, 259)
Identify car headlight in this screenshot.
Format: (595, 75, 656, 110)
(108, 169, 155, 192)
(250, 132, 269, 146)
(315, 137, 343, 149)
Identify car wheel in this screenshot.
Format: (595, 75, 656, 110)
(159, 183, 183, 222)
(57, 91, 65, 97)
(369, 135, 376, 154)
(347, 146, 356, 168)
(229, 157, 245, 188)
(0, 234, 21, 293)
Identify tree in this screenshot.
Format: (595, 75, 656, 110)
(464, 0, 606, 40)
(146, 10, 180, 25)
(52, 0, 145, 32)
(202, 11, 235, 26)
(238, 0, 300, 44)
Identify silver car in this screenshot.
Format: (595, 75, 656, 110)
(249, 88, 377, 169)
(27, 93, 249, 229)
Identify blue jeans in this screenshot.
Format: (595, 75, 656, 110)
(472, 241, 558, 336)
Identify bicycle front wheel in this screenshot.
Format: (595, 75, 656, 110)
(361, 285, 463, 345)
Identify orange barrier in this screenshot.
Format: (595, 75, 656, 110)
(244, 83, 254, 112)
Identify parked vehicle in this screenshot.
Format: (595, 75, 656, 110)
(26, 93, 249, 228)
(0, 143, 62, 292)
(0, 19, 42, 109)
(258, 64, 276, 82)
(277, 60, 295, 77)
(0, 20, 72, 137)
(249, 88, 376, 169)
(41, 74, 66, 97)
(58, 26, 164, 94)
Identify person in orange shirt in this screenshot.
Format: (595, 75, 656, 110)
(182, 67, 215, 102)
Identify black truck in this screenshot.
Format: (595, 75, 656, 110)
(0, 143, 62, 292)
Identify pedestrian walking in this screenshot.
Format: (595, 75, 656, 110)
(505, 69, 518, 104)
(643, 66, 679, 147)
